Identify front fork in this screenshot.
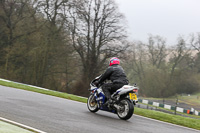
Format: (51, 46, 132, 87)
(90, 93, 100, 108)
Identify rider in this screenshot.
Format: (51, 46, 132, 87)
(97, 57, 129, 105)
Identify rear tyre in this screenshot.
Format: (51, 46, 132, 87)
(87, 94, 99, 112)
(116, 99, 134, 120)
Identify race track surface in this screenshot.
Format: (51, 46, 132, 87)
(0, 85, 199, 133)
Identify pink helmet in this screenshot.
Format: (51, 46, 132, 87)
(109, 57, 120, 66)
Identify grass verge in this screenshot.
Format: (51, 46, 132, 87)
(0, 79, 200, 130)
(134, 108, 200, 130)
(0, 120, 33, 133)
(142, 93, 200, 110)
(139, 102, 200, 119)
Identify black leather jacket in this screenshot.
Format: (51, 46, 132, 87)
(98, 64, 129, 85)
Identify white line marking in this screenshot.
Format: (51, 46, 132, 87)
(0, 117, 46, 133)
(134, 114, 200, 132)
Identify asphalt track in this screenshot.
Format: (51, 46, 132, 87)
(0, 85, 199, 133)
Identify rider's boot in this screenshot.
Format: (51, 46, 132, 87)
(104, 98, 113, 106)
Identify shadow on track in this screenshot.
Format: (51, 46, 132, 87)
(84, 111, 133, 123)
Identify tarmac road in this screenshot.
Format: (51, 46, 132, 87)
(0, 85, 199, 133)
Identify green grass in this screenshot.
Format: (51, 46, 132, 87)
(0, 79, 200, 130)
(179, 94, 200, 106)
(142, 93, 200, 111)
(0, 120, 33, 133)
(134, 108, 200, 130)
(138, 102, 200, 119)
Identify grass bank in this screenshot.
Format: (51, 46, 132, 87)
(134, 108, 200, 130)
(0, 79, 200, 130)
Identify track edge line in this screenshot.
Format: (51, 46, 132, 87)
(0, 117, 46, 133)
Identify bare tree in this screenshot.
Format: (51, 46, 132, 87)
(29, 0, 76, 88)
(123, 42, 147, 95)
(68, 0, 128, 82)
(190, 33, 200, 52)
(126, 42, 146, 81)
(169, 37, 191, 79)
(36, 0, 69, 29)
(147, 35, 167, 68)
(0, 0, 41, 46)
(0, 0, 39, 78)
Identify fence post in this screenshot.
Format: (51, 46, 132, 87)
(175, 95, 178, 115)
(175, 106, 177, 115)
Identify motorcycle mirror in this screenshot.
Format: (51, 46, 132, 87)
(133, 83, 137, 87)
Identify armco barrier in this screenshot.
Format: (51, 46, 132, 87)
(1, 78, 200, 116)
(139, 98, 200, 116)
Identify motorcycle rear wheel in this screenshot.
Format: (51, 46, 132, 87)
(116, 99, 134, 120)
(87, 94, 99, 112)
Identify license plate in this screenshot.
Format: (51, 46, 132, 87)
(129, 93, 137, 100)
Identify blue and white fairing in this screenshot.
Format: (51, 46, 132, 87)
(95, 88, 106, 104)
(112, 85, 135, 96)
(89, 84, 106, 105)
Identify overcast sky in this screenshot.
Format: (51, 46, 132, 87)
(115, 0, 200, 46)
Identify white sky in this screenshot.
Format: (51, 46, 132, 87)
(115, 0, 200, 46)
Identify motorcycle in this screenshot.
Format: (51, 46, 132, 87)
(87, 76, 139, 120)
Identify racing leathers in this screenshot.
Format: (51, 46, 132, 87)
(98, 64, 129, 103)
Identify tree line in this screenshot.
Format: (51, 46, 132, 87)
(0, 0, 200, 97)
(124, 34, 200, 97)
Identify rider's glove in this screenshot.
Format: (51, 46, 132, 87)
(94, 80, 99, 87)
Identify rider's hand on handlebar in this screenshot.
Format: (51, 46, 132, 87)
(93, 80, 99, 87)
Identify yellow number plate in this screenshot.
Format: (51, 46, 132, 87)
(129, 93, 137, 100)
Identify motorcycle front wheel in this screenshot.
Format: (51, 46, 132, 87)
(87, 94, 99, 112)
(116, 99, 134, 120)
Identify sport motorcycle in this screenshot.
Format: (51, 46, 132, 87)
(87, 76, 139, 120)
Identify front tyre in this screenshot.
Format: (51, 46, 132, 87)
(87, 94, 99, 112)
(117, 99, 134, 120)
